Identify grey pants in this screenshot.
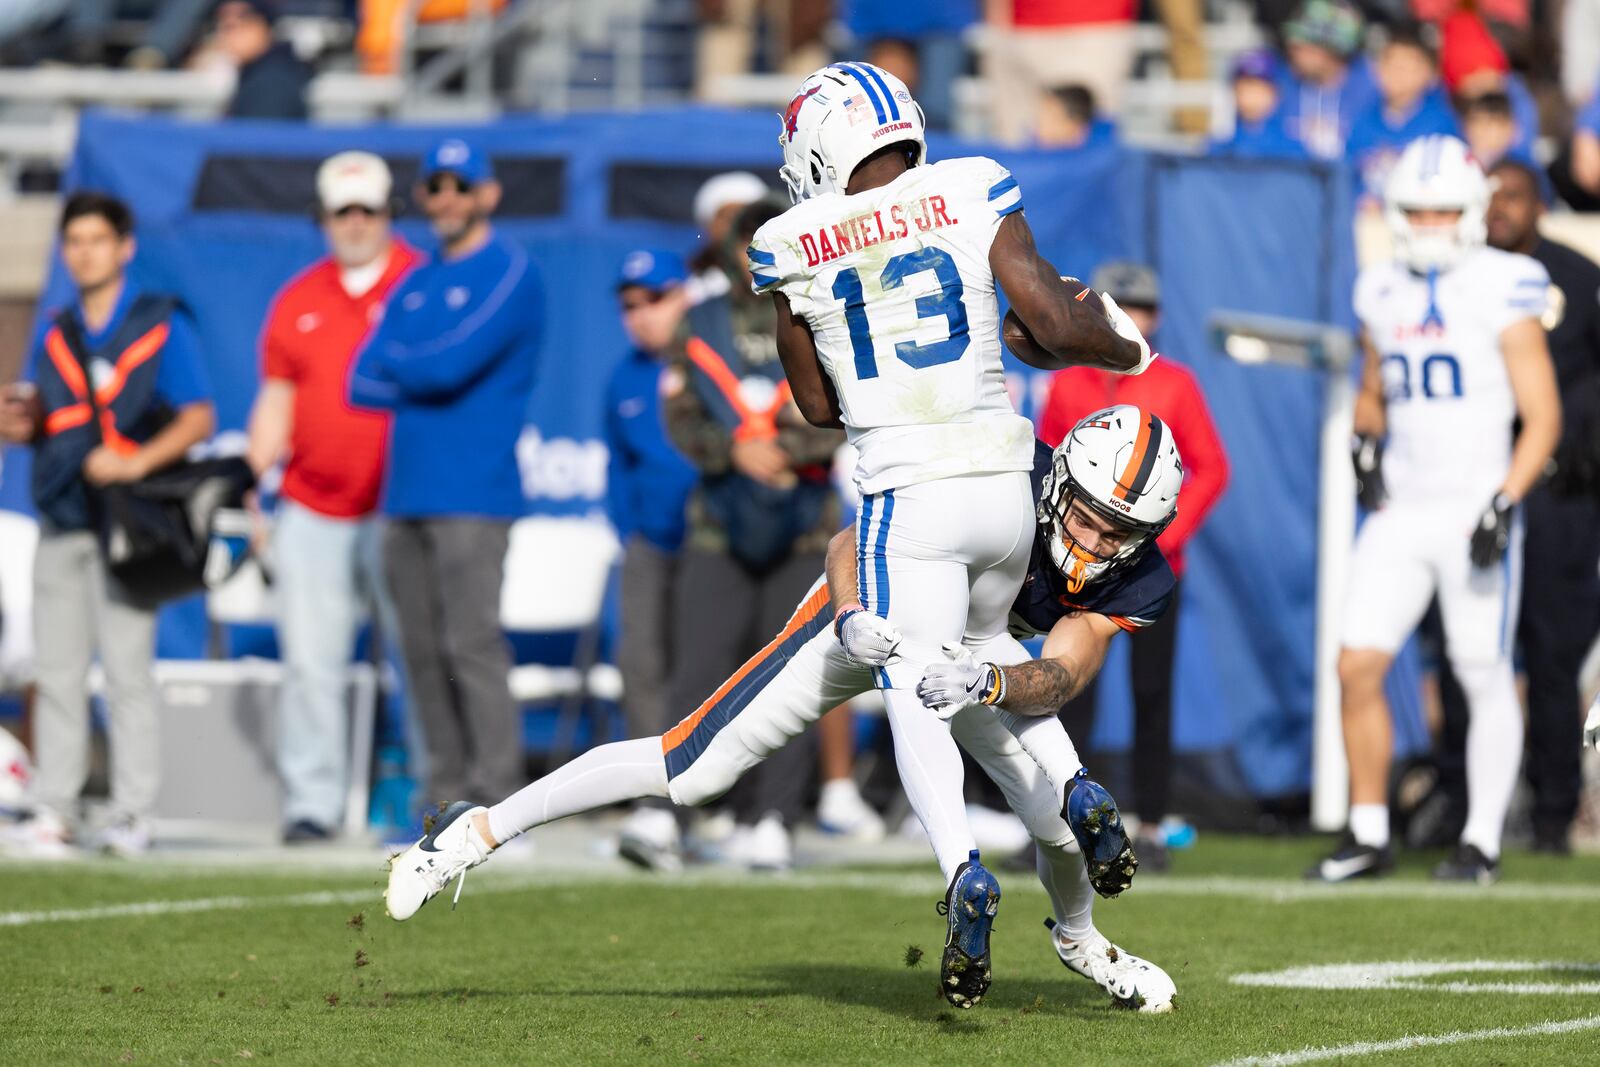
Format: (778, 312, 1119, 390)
(618, 536, 679, 741)
(669, 547, 823, 828)
(32, 529, 159, 823)
(384, 517, 519, 808)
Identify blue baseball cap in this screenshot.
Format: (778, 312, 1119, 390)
(1232, 48, 1280, 82)
(617, 249, 688, 292)
(420, 138, 493, 184)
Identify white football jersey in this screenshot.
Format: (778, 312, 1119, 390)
(747, 156, 1034, 495)
(1354, 246, 1549, 511)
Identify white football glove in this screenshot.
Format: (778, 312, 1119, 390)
(1100, 292, 1156, 376)
(916, 643, 998, 721)
(1584, 694, 1600, 754)
(835, 607, 902, 669)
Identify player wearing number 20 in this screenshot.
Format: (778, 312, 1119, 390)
(1314, 135, 1562, 885)
(750, 62, 1152, 1007)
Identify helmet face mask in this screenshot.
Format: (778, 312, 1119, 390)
(777, 63, 927, 203)
(1384, 135, 1488, 273)
(1037, 406, 1181, 594)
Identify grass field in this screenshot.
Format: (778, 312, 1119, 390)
(5, 835, 1600, 1066)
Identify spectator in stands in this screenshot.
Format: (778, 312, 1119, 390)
(1556, 85, 1600, 211)
(838, 0, 976, 131)
(689, 171, 769, 303)
(663, 197, 849, 869)
(604, 248, 699, 870)
(1156, 0, 1211, 134)
(1562, 0, 1600, 113)
(1036, 261, 1229, 871)
(246, 152, 420, 844)
(1447, 157, 1600, 853)
(1412, 0, 1531, 71)
(695, 0, 831, 102)
(217, 0, 310, 120)
(356, 0, 508, 76)
(982, 0, 1137, 145)
(56, 0, 212, 69)
(1277, 0, 1379, 160)
(0, 192, 215, 857)
(1033, 85, 1116, 150)
(1344, 23, 1459, 206)
(1437, 10, 1535, 159)
(1209, 48, 1310, 160)
(349, 139, 541, 817)
(1459, 91, 1518, 170)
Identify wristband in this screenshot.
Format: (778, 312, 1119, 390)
(978, 663, 1006, 706)
(834, 603, 865, 641)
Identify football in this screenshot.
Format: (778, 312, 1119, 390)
(1002, 277, 1107, 369)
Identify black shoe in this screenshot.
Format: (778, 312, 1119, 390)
(1305, 835, 1394, 882)
(1134, 832, 1170, 873)
(283, 819, 332, 844)
(1531, 827, 1572, 856)
(1433, 843, 1499, 884)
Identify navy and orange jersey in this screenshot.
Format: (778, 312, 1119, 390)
(1009, 439, 1176, 637)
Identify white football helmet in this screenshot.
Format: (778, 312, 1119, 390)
(1037, 405, 1182, 593)
(1385, 134, 1489, 273)
(777, 62, 926, 203)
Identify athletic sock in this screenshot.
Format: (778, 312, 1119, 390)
(1459, 659, 1522, 862)
(1037, 838, 1095, 941)
(992, 708, 1083, 805)
(1349, 803, 1390, 849)
(881, 688, 977, 884)
(486, 737, 670, 845)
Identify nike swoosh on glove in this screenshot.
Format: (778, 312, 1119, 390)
(835, 607, 903, 668)
(1468, 493, 1513, 570)
(1100, 292, 1156, 376)
(1584, 695, 1600, 754)
(916, 643, 992, 721)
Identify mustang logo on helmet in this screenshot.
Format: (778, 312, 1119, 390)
(783, 85, 823, 143)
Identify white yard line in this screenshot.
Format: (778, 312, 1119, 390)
(1208, 1014, 1600, 1067)
(5, 869, 1600, 929)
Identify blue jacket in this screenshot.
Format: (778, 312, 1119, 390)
(1278, 56, 1381, 160)
(604, 349, 696, 553)
(1346, 89, 1461, 200)
(349, 233, 541, 519)
(24, 283, 210, 531)
(1209, 111, 1311, 161)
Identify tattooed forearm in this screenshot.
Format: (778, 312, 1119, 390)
(996, 658, 1081, 715)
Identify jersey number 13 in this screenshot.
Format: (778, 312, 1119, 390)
(831, 246, 970, 380)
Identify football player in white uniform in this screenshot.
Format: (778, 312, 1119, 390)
(384, 410, 1182, 1014)
(1312, 135, 1561, 885)
(752, 62, 1151, 999)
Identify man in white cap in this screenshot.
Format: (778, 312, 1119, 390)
(688, 170, 770, 303)
(246, 150, 420, 843)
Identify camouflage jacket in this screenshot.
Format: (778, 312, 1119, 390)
(663, 271, 845, 560)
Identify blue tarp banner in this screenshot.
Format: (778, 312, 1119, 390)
(0, 108, 1423, 798)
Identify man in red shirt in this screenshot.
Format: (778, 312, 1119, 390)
(1035, 261, 1229, 869)
(245, 151, 419, 842)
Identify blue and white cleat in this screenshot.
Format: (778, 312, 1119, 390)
(1045, 917, 1176, 1013)
(384, 801, 494, 921)
(937, 849, 1001, 1009)
(1063, 768, 1138, 897)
